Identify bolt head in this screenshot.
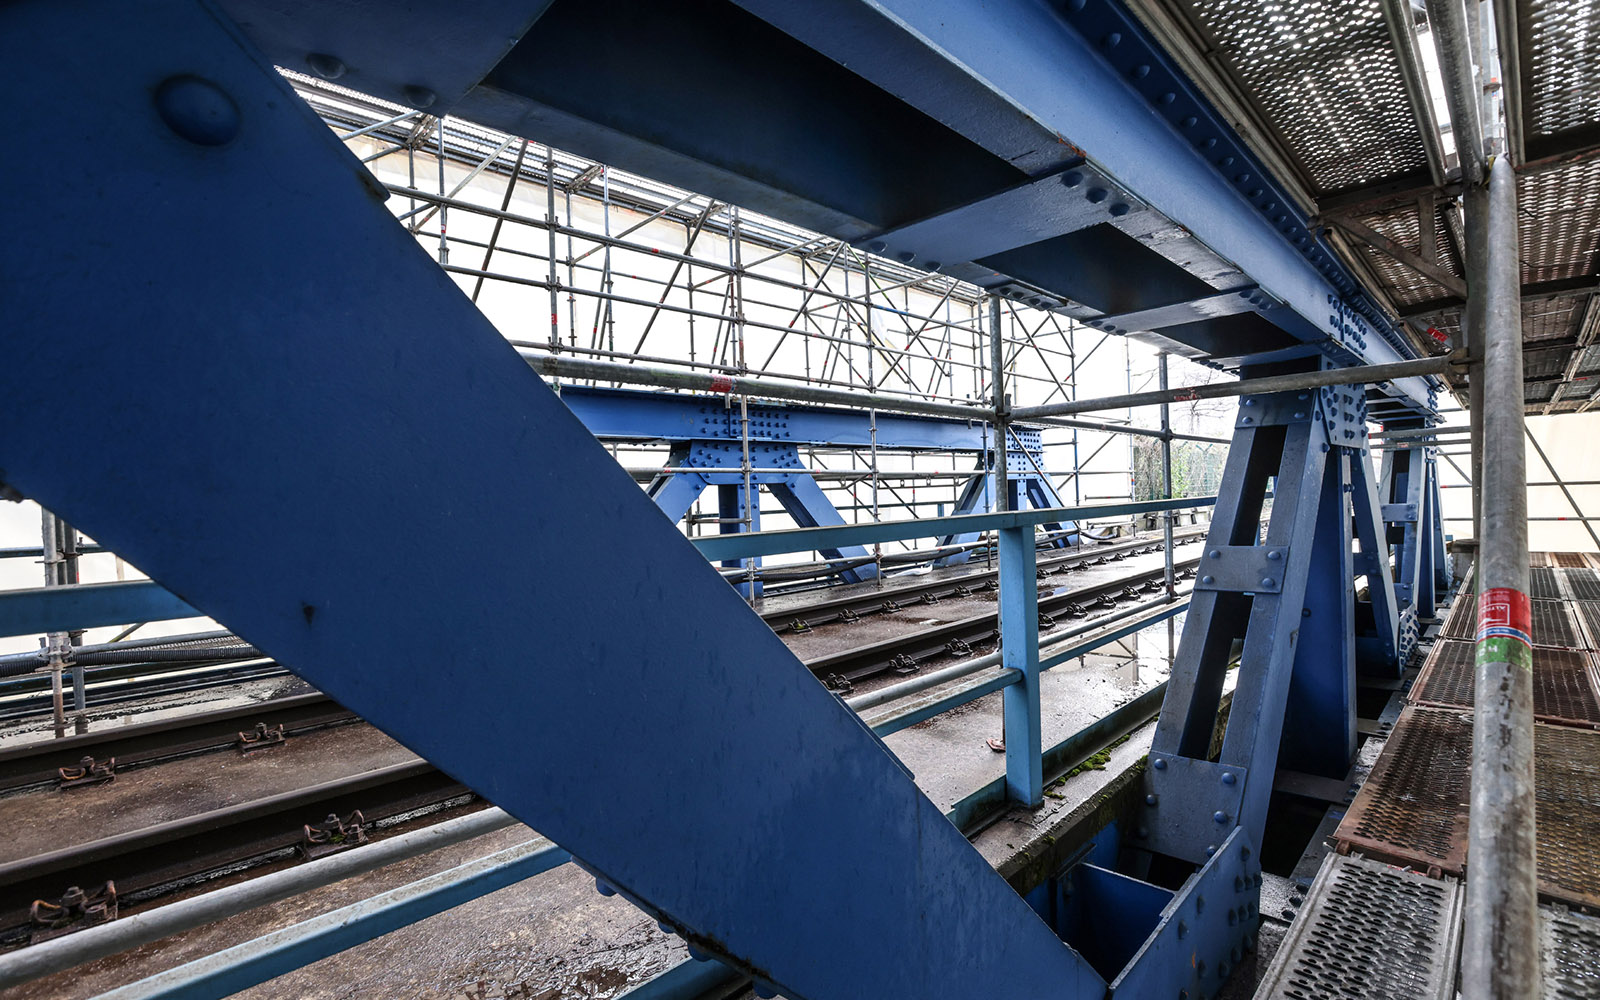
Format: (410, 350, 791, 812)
(154, 75, 240, 147)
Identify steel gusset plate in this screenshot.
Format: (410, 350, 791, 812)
(1254, 853, 1462, 1000)
(1108, 827, 1261, 999)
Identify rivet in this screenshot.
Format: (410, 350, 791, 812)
(1213, 810, 1228, 823)
(1209, 549, 1220, 558)
(1267, 550, 1281, 561)
(1152, 757, 1167, 770)
(1260, 577, 1275, 588)
(898, 250, 916, 263)
(1160, 92, 1176, 104)
(1131, 64, 1151, 79)
(1221, 771, 1237, 784)
(153, 75, 240, 147)
(1241, 416, 1253, 424)
(1206, 844, 1217, 856)
(1293, 411, 1304, 419)
(1197, 895, 1207, 913)
(1177, 920, 1189, 939)
(1109, 202, 1131, 216)
(306, 53, 348, 80)
(1182, 115, 1198, 127)
(402, 84, 437, 108)
(658, 921, 675, 934)
(1146, 793, 1159, 805)
(595, 879, 617, 897)
(869, 241, 887, 252)
(925, 260, 942, 270)
(1244, 397, 1255, 405)
(687, 945, 711, 962)
(1086, 187, 1110, 203)
(1201, 575, 1215, 584)
(1102, 32, 1122, 48)
(1062, 171, 1084, 188)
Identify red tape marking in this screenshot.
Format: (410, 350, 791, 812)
(1478, 587, 1532, 646)
(708, 375, 735, 393)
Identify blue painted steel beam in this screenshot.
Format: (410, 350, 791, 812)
(0, 582, 198, 639)
(0, 6, 1105, 997)
(557, 385, 1025, 453)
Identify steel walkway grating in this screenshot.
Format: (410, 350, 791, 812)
(1410, 640, 1600, 728)
(1534, 567, 1564, 600)
(1542, 905, 1600, 999)
(1559, 568, 1600, 601)
(1441, 598, 1582, 647)
(1578, 602, 1600, 650)
(1536, 724, 1600, 910)
(1335, 706, 1471, 875)
(1253, 854, 1462, 1000)
(1553, 553, 1593, 569)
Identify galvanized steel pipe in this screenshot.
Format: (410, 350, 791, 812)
(1461, 155, 1539, 999)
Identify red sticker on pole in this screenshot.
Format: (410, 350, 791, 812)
(1477, 587, 1532, 648)
(708, 375, 735, 394)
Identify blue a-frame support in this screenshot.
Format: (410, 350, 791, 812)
(0, 0, 1446, 996)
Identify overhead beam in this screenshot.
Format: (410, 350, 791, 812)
(1397, 276, 1600, 317)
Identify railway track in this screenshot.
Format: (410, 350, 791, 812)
(0, 536, 1194, 942)
(0, 760, 474, 942)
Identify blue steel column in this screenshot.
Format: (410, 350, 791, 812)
(717, 484, 761, 598)
(0, 7, 1107, 997)
(998, 524, 1042, 806)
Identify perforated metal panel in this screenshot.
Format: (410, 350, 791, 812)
(1170, 0, 1427, 193)
(1560, 568, 1600, 601)
(1521, 0, 1600, 139)
(1536, 723, 1600, 910)
(1410, 639, 1600, 727)
(1542, 905, 1600, 1000)
(1519, 163, 1600, 285)
(1439, 598, 1580, 647)
(1336, 706, 1471, 874)
(1254, 854, 1462, 1000)
(1534, 567, 1564, 600)
(1354, 204, 1465, 304)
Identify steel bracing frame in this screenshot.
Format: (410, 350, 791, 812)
(0, 0, 1449, 998)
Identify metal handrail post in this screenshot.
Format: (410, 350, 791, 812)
(998, 523, 1042, 806)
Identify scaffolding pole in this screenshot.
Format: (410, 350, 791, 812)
(1462, 154, 1539, 1000)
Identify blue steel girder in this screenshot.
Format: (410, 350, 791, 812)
(401, 0, 1439, 411)
(935, 447, 1078, 564)
(0, 5, 1107, 998)
(557, 384, 999, 452)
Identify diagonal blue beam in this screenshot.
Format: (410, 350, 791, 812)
(0, 4, 1102, 998)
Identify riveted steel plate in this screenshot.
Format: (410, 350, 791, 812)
(1541, 904, 1600, 999)
(1254, 853, 1462, 1000)
(1190, 545, 1288, 594)
(1410, 640, 1600, 728)
(1533, 567, 1564, 600)
(1536, 723, 1600, 910)
(1335, 707, 1471, 874)
(1441, 598, 1580, 647)
(1559, 568, 1600, 601)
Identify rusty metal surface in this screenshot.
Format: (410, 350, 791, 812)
(1535, 723, 1600, 910)
(1410, 640, 1600, 728)
(1334, 706, 1472, 875)
(1440, 598, 1580, 647)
